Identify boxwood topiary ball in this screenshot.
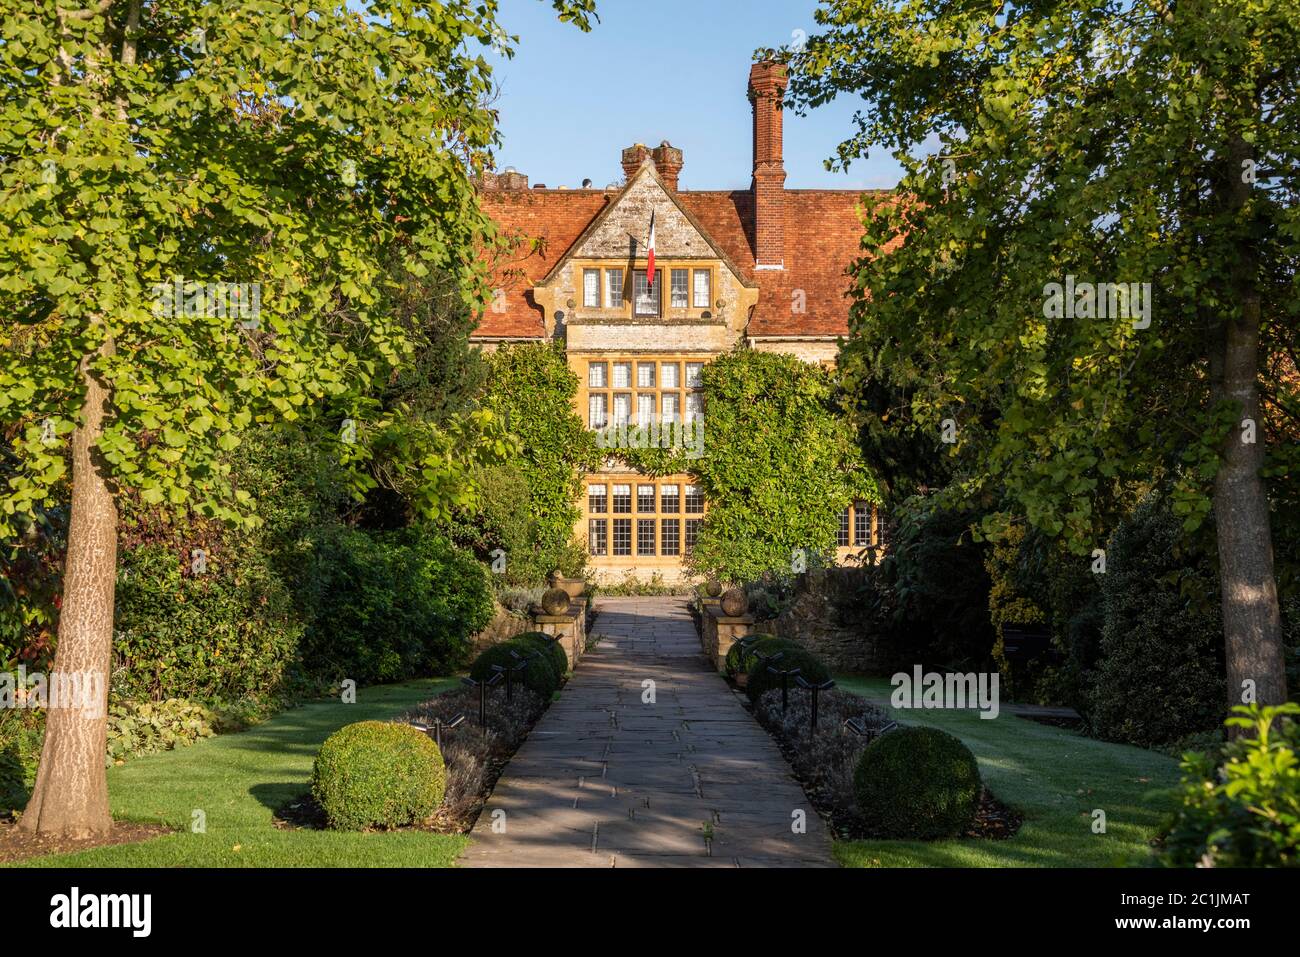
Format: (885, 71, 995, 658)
(732, 634, 802, 676)
(540, 587, 570, 615)
(470, 640, 560, 698)
(744, 646, 830, 702)
(514, 630, 569, 675)
(719, 587, 747, 617)
(312, 720, 446, 831)
(852, 726, 982, 839)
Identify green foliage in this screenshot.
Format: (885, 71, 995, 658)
(1087, 499, 1225, 748)
(0, 502, 64, 672)
(446, 343, 596, 586)
(1159, 703, 1300, 868)
(298, 525, 493, 685)
(624, 348, 876, 582)
(469, 638, 560, 698)
(745, 646, 831, 703)
(514, 630, 569, 676)
(778, 0, 1299, 549)
(727, 634, 801, 677)
(853, 726, 982, 839)
(0, 1, 543, 538)
(0, 708, 43, 813)
(870, 504, 995, 670)
(312, 720, 446, 831)
(105, 698, 217, 763)
(113, 543, 302, 702)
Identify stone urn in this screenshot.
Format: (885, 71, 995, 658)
(719, 587, 747, 617)
(547, 569, 586, 600)
(540, 587, 570, 616)
(704, 579, 723, 598)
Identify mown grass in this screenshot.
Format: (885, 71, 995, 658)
(9, 679, 468, 867)
(834, 677, 1180, 868)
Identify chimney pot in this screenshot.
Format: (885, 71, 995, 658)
(620, 143, 652, 183)
(651, 141, 684, 191)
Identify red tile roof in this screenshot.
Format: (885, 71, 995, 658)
(474, 185, 893, 339)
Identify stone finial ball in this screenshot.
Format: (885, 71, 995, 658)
(540, 587, 570, 616)
(704, 579, 723, 598)
(547, 568, 564, 587)
(720, 587, 747, 617)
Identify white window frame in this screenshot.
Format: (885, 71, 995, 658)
(692, 269, 711, 309)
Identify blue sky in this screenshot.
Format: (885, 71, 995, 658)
(486, 0, 904, 191)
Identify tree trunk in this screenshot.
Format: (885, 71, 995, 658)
(1211, 135, 1287, 710)
(18, 345, 118, 837)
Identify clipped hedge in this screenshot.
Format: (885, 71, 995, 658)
(727, 634, 802, 677)
(312, 721, 446, 831)
(853, 726, 982, 839)
(745, 646, 831, 703)
(470, 639, 560, 698)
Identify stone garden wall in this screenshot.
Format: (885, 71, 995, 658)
(756, 567, 893, 674)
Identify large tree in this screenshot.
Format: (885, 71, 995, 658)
(776, 0, 1298, 705)
(0, 0, 595, 838)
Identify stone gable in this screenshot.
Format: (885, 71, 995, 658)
(572, 168, 717, 262)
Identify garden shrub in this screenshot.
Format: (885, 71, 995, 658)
(853, 725, 982, 839)
(105, 698, 218, 762)
(312, 721, 446, 830)
(870, 503, 996, 671)
(745, 646, 832, 703)
(297, 525, 493, 684)
(444, 344, 597, 586)
(1159, 703, 1300, 867)
(114, 543, 302, 702)
(514, 631, 569, 676)
(0, 709, 44, 814)
(1086, 498, 1225, 748)
(727, 634, 801, 677)
(469, 638, 560, 698)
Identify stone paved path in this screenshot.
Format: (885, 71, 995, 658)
(459, 597, 833, 867)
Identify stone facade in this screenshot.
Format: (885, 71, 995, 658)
(472, 61, 895, 583)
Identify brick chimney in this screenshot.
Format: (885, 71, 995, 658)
(480, 168, 529, 190)
(621, 143, 651, 183)
(651, 141, 683, 191)
(748, 61, 788, 269)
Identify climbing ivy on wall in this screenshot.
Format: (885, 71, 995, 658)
(471, 343, 599, 582)
(621, 347, 878, 582)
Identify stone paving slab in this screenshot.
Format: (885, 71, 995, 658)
(459, 597, 833, 868)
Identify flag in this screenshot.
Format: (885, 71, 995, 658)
(645, 211, 656, 287)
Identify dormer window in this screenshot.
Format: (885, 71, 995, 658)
(633, 270, 661, 317)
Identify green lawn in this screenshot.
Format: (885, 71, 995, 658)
(9, 679, 469, 867)
(834, 677, 1181, 867)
